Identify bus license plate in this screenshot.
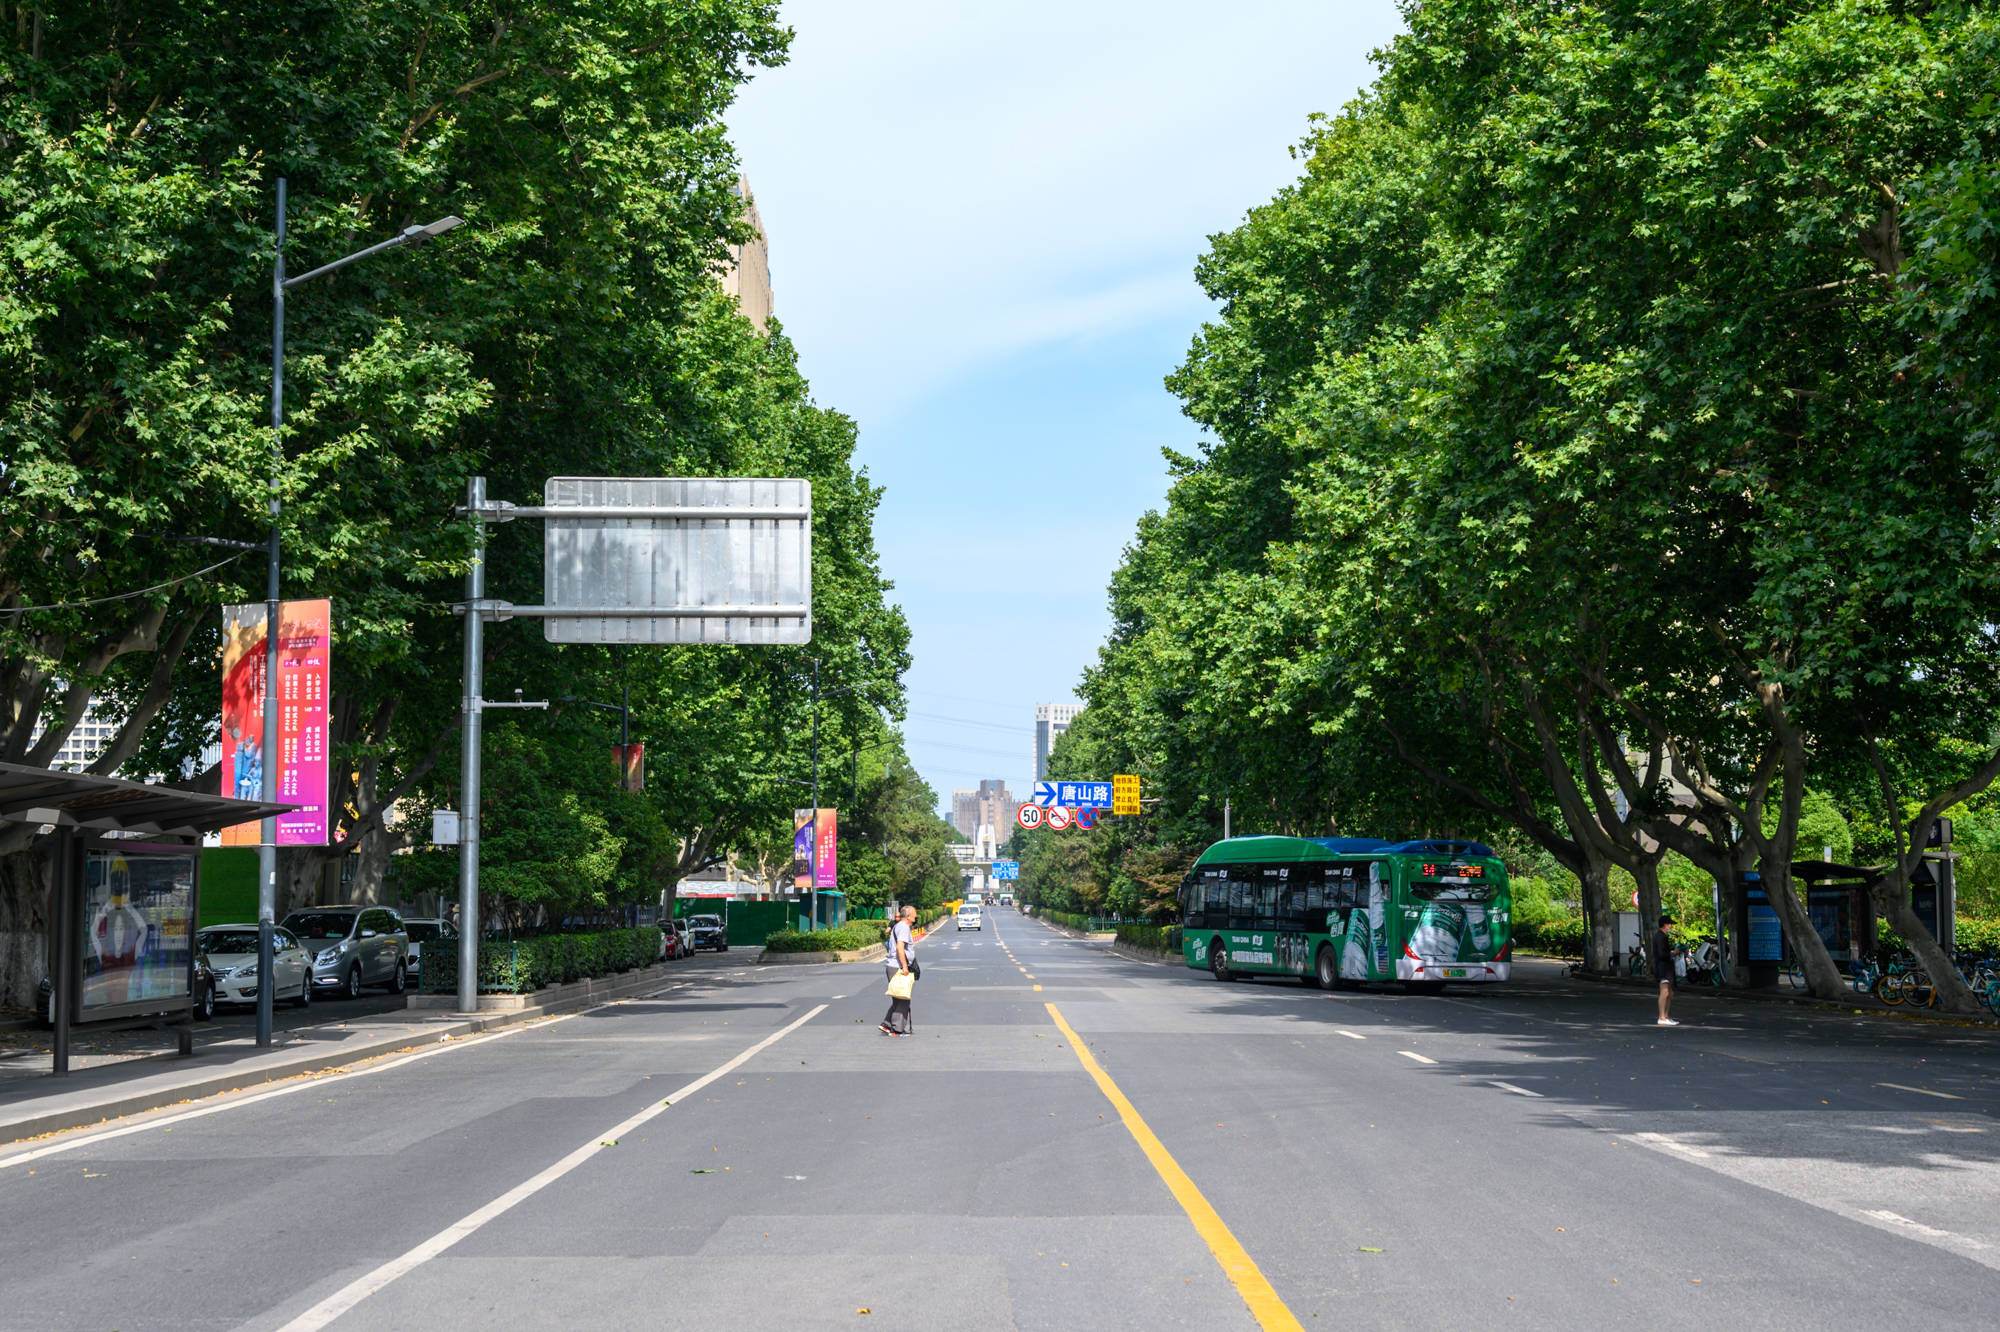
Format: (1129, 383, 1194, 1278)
(1444, 968, 1468, 978)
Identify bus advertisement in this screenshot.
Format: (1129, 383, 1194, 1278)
(1178, 836, 1510, 991)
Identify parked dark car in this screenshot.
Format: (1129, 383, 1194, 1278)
(39, 954, 217, 1025)
(281, 906, 409, 997)
(686, 914, 729, 952)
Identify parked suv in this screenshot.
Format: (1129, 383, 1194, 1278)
(282, 907, 409, 998)
(686, 914, 729, 952)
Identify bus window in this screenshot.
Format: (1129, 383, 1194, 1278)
(1227, 875, 1256, 929)
(1253, 879, 1280, 930)
(1408, 863, 1498, 902)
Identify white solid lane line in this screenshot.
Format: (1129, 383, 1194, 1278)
(274, 1003, 828, 1332)
(1490, 1081, 1543, 1098)
(1399, 1051, 1437, 1065)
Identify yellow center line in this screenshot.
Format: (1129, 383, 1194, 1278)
(1045, 1003, 1303, 1332)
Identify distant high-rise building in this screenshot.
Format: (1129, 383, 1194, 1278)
(719, 176, 773, 333)
(951, 780, 1021, 842)
(1034, 703, 1083, 781)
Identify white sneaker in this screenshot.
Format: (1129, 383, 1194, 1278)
(1657, 1018, 1680, 1026)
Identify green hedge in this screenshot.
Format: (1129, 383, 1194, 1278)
(419, 927, 661, 995)
(1517, 915, 1587, 955)
(764, 920, 890, 953)
(1115, 924, 1182, 954)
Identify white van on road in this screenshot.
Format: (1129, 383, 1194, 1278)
(956, 905, 983, 931)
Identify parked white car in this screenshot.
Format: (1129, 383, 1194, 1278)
(198, 924, 313, 1009)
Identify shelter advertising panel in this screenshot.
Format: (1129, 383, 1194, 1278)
(80, 844, 196, 1013)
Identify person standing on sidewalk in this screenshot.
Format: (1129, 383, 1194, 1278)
(1652, 914, 1680, 1026)
(882, 905, 918, 1036)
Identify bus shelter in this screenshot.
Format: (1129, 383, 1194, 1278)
(1736, 861, 1894, 987)
(0, 762, 290, 1076)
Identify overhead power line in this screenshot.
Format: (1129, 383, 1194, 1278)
(0, 552, 251, 618)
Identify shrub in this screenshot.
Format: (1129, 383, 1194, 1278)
(419, 926, 661, 995)
(763, 920, 889, 953)
(1518, 915, 1586, 955)
(1116, 924, 1182, 954)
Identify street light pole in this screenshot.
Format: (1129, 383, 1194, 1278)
(809, 657, 820, 931)
(258, 180, 464, 1044)
(256, 180, 287, 1048)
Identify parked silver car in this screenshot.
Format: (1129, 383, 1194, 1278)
(281, 907, 409, 998)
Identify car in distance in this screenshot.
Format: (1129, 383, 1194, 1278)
(686, 914, 729, 952)
(956, 905, 982, 931)
(199, 924, 312, 1009)
(400, 917, 457, 985)
(281, 906, 410, 998)
(663, 919, 697, 960)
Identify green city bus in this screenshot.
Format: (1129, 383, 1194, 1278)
(1178, 836, 1511, 990)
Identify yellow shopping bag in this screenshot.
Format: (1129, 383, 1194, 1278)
(885, 969, 915, 1000)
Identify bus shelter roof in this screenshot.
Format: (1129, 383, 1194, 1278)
(0, 761, 292, 838)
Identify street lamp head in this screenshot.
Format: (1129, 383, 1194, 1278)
(401, 215, 465, 244)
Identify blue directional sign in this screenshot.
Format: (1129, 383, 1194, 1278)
(991, 861, 1020, 880)
(1057, 781, 1113, 809)
(1032, 781, 1058, 808)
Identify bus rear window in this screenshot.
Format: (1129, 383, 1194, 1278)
(1410, 865, 1498, 902)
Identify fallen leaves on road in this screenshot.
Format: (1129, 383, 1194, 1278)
(691, 1169, 715, 1174)
(600, 1140, 618, 1146)
(1358, 1247, 1383, 1253)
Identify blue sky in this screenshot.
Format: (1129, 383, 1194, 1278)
(728, 0, 1405, 809)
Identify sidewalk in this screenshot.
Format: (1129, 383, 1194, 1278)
(0, 962, 684, 1145)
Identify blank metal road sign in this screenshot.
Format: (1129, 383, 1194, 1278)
(541, 477, 812, 644)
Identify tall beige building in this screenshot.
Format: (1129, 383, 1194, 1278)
(951, 780, 1022, 843)
(719, 176, 773, 333)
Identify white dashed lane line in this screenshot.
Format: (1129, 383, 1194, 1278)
(1490, 1081, 1543, 1098)
(1399, 1051, 1437, 1065)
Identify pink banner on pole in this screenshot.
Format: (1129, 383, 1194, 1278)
(219, 599, 331, 846)
(814, 808, 837, 890)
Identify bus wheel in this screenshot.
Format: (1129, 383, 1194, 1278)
(1313, 946, 1339, 990)
(1210, 938, 1231, 982)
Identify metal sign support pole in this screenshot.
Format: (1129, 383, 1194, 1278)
(457, 476, 486, 1014)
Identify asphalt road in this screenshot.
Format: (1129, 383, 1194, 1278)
(0, 917, 1996, 1329)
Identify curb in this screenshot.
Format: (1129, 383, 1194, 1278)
(757, 942, 888, 965)
(1, 964, 688, 1145)
(1563, 963, 2000, 1030)
(1033, 918, 1116, 942)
